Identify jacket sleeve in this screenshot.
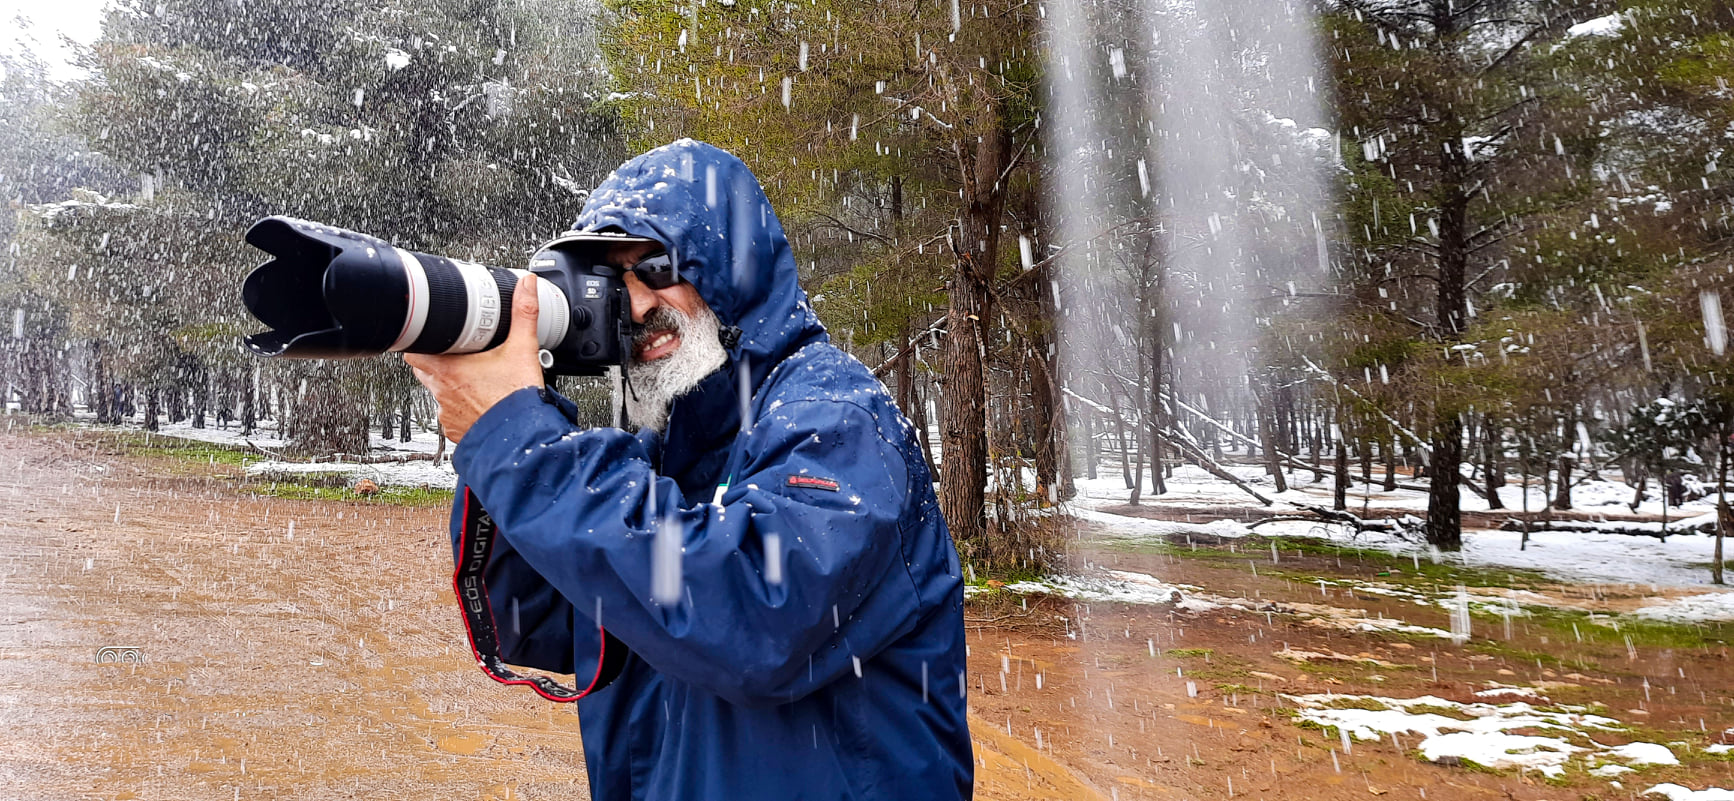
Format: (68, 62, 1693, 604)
(452, 386, 919, 707)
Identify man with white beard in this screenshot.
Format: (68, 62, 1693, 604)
(606, 238, 730, 434)
(405, 140, 972, 801)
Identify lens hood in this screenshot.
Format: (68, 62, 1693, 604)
(241, 216, 414, 359)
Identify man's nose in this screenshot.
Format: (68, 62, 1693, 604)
(623, 272, 658, 323)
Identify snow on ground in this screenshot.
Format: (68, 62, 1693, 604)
(1567, 12, 1625, 38)
(245, 458, 458, 490)
(97, 414, 447, 457)
(1632, 593, 1734, 624)
(1644, 785, 1734, 800)
(53, 410, 462, 489)
(1005, 568, 1455, 638)
(1286, 692, 1671, 778)
(1005, 571, 1216, 613)
(1070, 463, 1721, 529)
(1071, 466, 1734, 593)
(1069, 505, 1254, 540)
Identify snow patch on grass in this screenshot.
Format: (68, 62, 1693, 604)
(1567, 12, 1625, 37)
(1006, 569, 1455, 637)
(1286, 692, 1671, 778)
(1004, 571, 1218, 612)
(245, 458, 458, 490)
(1631, 592, 1734, 623)
(1644, 784, 1734, 800)
(1075, 471, 1731, 591)
(1474, 686, 1547, 702)
(1604, 742, 1680, 766)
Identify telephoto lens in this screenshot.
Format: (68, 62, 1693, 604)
(240, 216, 637, 376)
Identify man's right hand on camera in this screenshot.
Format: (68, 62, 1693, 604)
(405, 274, 546, 444)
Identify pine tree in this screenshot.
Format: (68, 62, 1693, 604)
(603, 0, 1043, 565)
(1325, 0, 1609, 548)
(47, 0, 621, 453)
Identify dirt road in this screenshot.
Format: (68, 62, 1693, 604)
(3, 427, 1732, 800)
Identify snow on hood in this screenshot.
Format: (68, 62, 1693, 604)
(571, 138, 828, 395)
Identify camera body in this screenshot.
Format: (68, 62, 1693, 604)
(241, 216, 643, 376)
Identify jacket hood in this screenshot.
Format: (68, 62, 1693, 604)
(573, 139, 827, 392)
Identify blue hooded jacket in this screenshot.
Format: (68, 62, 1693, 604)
(447, 140, 973, 800)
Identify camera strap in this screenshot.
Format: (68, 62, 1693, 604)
(454, 487, 626, 703)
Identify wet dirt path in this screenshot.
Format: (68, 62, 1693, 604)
(964, 535, 1734, 801)
(7, 427, 1734, 800)
(0, 430, 586, 800)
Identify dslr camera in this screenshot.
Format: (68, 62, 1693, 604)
(239, 216, 663, 375)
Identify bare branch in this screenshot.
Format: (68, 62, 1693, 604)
(810, 212, 895, 246)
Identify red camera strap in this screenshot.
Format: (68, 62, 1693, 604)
(453, 488, 625, 702)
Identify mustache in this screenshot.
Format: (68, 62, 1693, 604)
(631, 307, 688, 348)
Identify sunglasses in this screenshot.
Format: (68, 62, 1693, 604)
(613, 250, 682, 290)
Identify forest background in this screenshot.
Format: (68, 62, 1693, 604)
(4, 0, 1734, 577)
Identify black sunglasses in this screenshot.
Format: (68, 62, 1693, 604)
(614, 250, 682, 290)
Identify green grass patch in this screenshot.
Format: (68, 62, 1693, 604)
(1166, 647, 1214, 658)
(1518, 604, 1730, 652)
(1321, 696, 1390, 711)
(963, 563, 1052, 587)
(97, 430, 262, 467)
(244, 478, 452, 506)
(1107, 533, 1555, 593)
(1442, 755, 1512, 776)
(1694, 745, 1734, 763)
(1405, 703, 1476, 721)
(1466, 639, 1580, 667)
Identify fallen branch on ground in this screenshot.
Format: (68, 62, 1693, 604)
(1251, 502, 1423, 539)
(1494, 517, 1710, 539)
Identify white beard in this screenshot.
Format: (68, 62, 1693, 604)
(624, 303, 729, 433)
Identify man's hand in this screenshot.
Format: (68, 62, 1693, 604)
(405, 274, 545, 444)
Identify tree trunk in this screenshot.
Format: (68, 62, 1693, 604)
(1554, 455, 1573, 511)
(1383, 436, 1398, 492)
(893, 175, 917, 426)
(90, 342, 110, 423)
(1082, 412, 1098, 480)
(1716, 431, 1728, 585)
(1483, 416, 1505, 510)
(290, 368, 370, 456)
(399, 392, 412, 442)
(144, 390, 160, 432)
(1255, 384, 1289, 494)
(913, 379, 938, 480)
(937, 116, 1010, 565)
(1311, 417, 1325, 483)
(240, 370, 256, 437)
(1423, 30, 1473, 550)
(1114, 392, 1133, 489)
(1519, 437, 1531, 551)
(1144, 295, 1167, 497)
(1029, 250, 1069, 502)
(1359, 438, 1373, 484)
(1334, 428, 1349, 511)
(1028, 350, 1058, 503)
(192, 369, 207, 429)
(1425, 418, 1464, 550)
